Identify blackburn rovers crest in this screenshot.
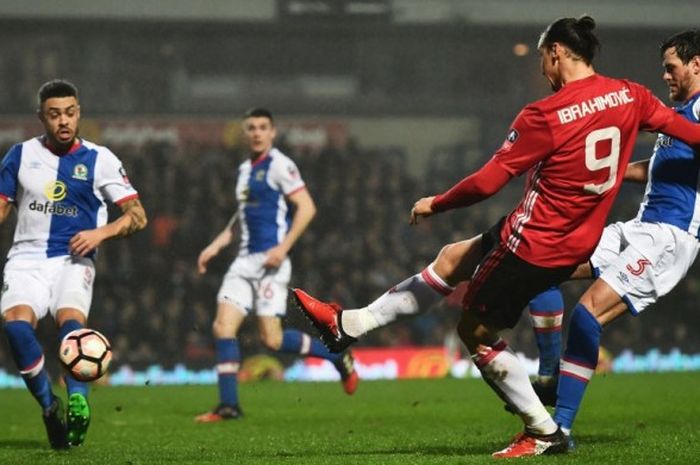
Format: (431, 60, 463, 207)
(72, 163, 88, 181)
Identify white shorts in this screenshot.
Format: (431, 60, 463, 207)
(217, 253, 291, 317)
(1, 255, 95, 319)
(591, 220, 699, 314)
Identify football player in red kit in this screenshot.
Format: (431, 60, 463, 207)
(292, 16, 700, 458)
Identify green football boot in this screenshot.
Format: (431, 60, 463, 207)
(67, 393, 91, 446)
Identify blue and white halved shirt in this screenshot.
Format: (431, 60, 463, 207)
(636, 92, 700, 238)
(235, 148, 305, 255)
(0, 137, 138, 259)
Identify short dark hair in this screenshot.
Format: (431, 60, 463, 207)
(661, 30, 700, 64)
(37, 79, 79, 107)
(538, 15, 600, 65)
(244, 107, 274, 124)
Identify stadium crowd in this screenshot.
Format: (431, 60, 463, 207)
(0, 134, 698, 373)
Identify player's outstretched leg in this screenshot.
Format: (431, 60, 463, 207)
(195, 338, 243, 422)
(4, 320, 68, 449)
(291, 266, 452, 352)
(59, 319, 91, 446)
(277, 329, 359, 394)
(290, 289, 356, 353)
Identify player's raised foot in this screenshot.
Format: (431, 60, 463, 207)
(492, 427, 569, 458)
(290, 288, 357, 353)
(334, 351, 360, 395)
(42, 395, 69, 450)
(67, 393, 91, 446)
(194, 404, 243, 423)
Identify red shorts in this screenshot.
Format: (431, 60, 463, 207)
(463, 219, 575, 329)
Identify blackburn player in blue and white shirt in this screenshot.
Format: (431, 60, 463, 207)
(500, 30, 700, 454)
(0, 80, 147, 449)
(194, 108, 358, 423)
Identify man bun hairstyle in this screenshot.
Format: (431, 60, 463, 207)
(37, 79, 79, 107)
(244, 107, 274, 124)
(660, 29, 700, 64)
(538, 15, 601, 65)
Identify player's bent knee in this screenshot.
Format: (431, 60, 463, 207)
(261, 334, 282, 351)
(434, 243, 461, 280)
(55, 308, 87, 326)
(457, 310, 494, 350)
(212, 319, 233, 338)
(2, 305, 36, 325)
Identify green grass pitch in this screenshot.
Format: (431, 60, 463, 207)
(0, 372, 698, 464)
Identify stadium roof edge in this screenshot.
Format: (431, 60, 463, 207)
(0, 0, 697, 28)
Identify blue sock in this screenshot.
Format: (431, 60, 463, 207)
(4, 321, 54, 410)
(58, 319, 89, 398)
(554, 303, 601, 431)
(279, 329, 342, 364)
(215, 338, 240, 407)
(529, 286, 564, 378)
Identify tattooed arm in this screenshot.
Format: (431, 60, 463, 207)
(69, 198, 148, 257)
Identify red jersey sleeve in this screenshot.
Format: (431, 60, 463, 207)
(631, 82, 676, 132)
(430, 158, 511, 212)
(661, 113, 700, 147)
(631, 82, 700, 147)
(430, 106, 553, 213)
(492, 105, 554, 176)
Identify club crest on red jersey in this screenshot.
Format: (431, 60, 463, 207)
(501, 128, 519, 150)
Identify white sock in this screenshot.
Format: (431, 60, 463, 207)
(341, 265, 454, 338)
(473, 340, 558, 435)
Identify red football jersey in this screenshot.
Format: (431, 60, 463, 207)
(494, 74, 675, 267)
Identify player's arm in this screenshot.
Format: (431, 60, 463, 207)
(197, 211, 239, 274)
(69, 198, 148, 257)
(0, 197, 13, 225)
(411, 107, 551, 224)
(410, 160, 512, 224)
(637, 85, 700, 149)
(264, 188, 316, 268)
(657, 113, 700, 149)
(624, 159, 650, 183)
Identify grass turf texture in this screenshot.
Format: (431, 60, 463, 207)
(0, 372, 698, 464)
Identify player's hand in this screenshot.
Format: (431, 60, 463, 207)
(264, 245, 288, 269)
(409, 196, 436, 225)
(69, 229, 106, 256)
(197, 246, 219, 274)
